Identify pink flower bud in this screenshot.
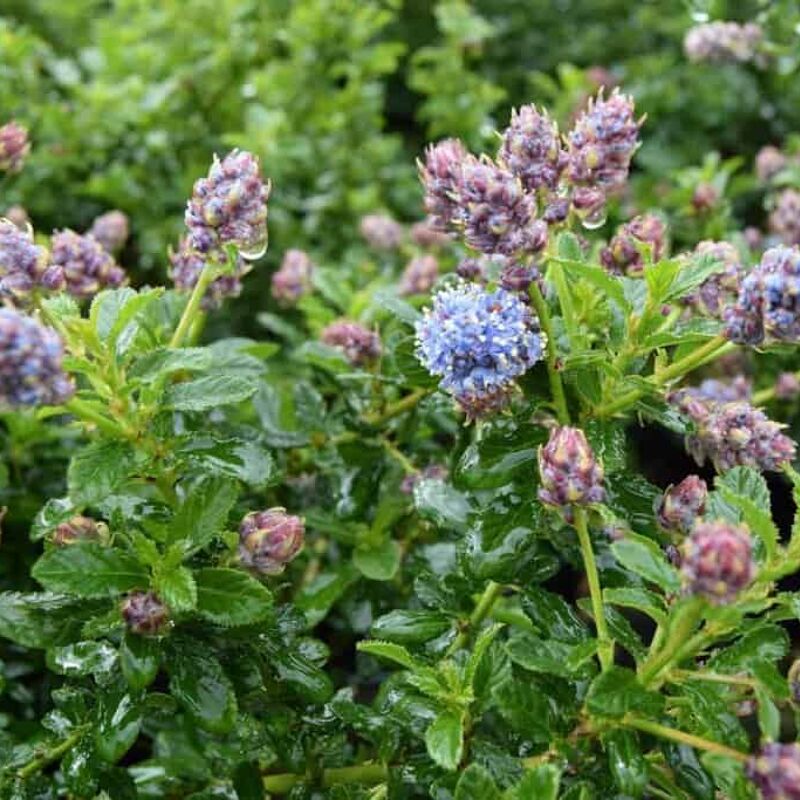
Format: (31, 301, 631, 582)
(121, 591, 169, 636)
(238, 508, 305, 575)
(656, 476, 707, 535)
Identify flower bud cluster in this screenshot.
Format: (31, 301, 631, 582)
(50, 230, 126, 300)
(538, 426, 605, 519)
(239, 508, 304, 575)
(399, 255, 439, 296)
(684, 21, 764, 64)
(415, 283, 544, 418)
(600, 214, 666, 276)
(52, 516, 104, 547)
(0, 122, 29, 172)
(0, 220, 64, 300)
(769, 189, 800, 246)
(359, 214, 404, 250)
(670, 390, 795, 472)
(0, 308, 74, 407)
(684, 240, 745, 318)
(756, 145, 789, 182)
(746, 743, 800, 800)
(321, 320, 382, 366)
(169, 238, 249, 309)
(121, 591, 169, 635)
(775, 372, 800, 400)
(88, 210, 130, 254)
(271, 248, 314, 306)
(682, 376, 752, 404)
(656, 475, 707, 535)
(681, 520, 754, 604)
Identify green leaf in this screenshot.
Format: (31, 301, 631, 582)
(554, 257, 629, 311)
(603, 587, 668, 625)
(30, 497, 76, 541)
(514, 764, 562, 800)
(353, 538, 401, 581)
(155, 565, 197, 612)
(129, 347, 213, 382)
(454, 764, 500, 800)
(755, 684, 780, 740)
(0, 592, 104, 648)
(120, 632, 160, 691)
(506, 632, 596, 676)
(707, 624, 788, 673)
(270, 648, 333, 703)
(32, 543, 148, 597)
(168, 647, 237, 733)
(295, 564, 359, 627)
(171, 475, 238, 550)
(493, 676, 553, 743)
(413, 479, 472, 531)
(48, 641, 118, 677)
(370, 610, 454, 644)
(605, 729, 648, 798)
(611, 532, 681, 593)
(165, 374, 258, 411)
(663, 744, 715, 800)
(194, 568, 273, 626)
(522, 586, 589, 643)
(90, 287, 162, 345)
(465, 623, 503, 688)
(175, 435, 276, 488)
(356, 640, 419, 671)
(68, 440, 135, 506)
(94, 689, 142, 763)
(586, 667, 664, 718)
(425, 710, 465, 771)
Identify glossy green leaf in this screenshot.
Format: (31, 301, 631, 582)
(514, 764, 562, 800)
(605, 729, 648, 798)
(611, 532, 681, 593)
(586, 667, 664, 718)
(454, 763, 500, 800)
(120, 631, 160, 691)
(425, 709, 464, 771)
(171, 474, 238, 550)
(94, 689, 142, 762)
(370, 609, 454, 643)
(67, 440, 136, 506)
(353, 538, 401, 581)
(165, 374, 258, 411)
(194, 568, 273, 626)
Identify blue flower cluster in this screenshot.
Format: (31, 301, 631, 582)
(415, 283, 544, 416)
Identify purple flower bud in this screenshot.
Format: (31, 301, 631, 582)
(121, 591, 169, 636)
(416, 283, 545, 418)
(775, 372, 800, 400)
(185, 149, 270, 259)
(543, 197, 570, 224)
(50, 230, 126, 300)
(457, 157, 546, 257)
(0, 309, 74, 407)
(600, 214, 666, 276)
(456, 257, 485, 281)
(769, 189, 800, 246)
(410, 220, 452, 248)
(239, 508, 304, 575)
(724, 304, 764, 345)
(744, 226, 763, 252)
(399, 255, 439, 296)
(271, 248, 314, 306)
(497, 105, 567, 192)
(419, 138, 469, 231)
(538, 426, 605, 518)
(499, 261, 540, 295)
(0, 220, 61, 300)
(671, 392, 796, 472)
(684, 21, 764, 64)
(169, 237, 249, 310)
(746, 743, 800, 799)
(656, 475, 707, 534)
(682, 376, 752, 404)
(682, 520, 754, 603)
(570, 186, 607, 226)
(400, 464, 449, 495)
(756, 145, 788, 182)
(52, 516, 103, 547)
(321, 320, 382, 366)
(566, 89, 641, 193)
(359, 214, 404, 251)
(0, 122, 29, 173)
(88, 210, 130, 254)
(691, 182, 719, 212)
(686, 240, 744, 318)
(3, 206, 28, 229)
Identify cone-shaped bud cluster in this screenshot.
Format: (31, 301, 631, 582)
(725, 246, 800, 344)
(776, 372, 800, 400)
(684, 21, 763, 64)
(685, 241, 745, 318)
(682, 376, 752, 404)
(0, 220, 63, 300)
(566, 90, 641, 195)
(499, 261, 540, 295)
(321, 320, 382, 366)
(600, 214, 666, 276)
(185, 150, 270, 258)
(746, 743, 800, 800)
(121, 591, 168, 635)
(52, 516, 103, 546)
(50, 230, 126, 300)
(359, 214, 404, 251)
(410, 220, 451, 248)
(415, 283, 544, 419)
(671, 391, 795, 472)
(0, 122, 29, 173)
(239, 508, 304, 575)
(400, 464, 449, 495)
(0, 309, 74, 407)
(681, 520, 754, 603)
(399, 255, 439, 296)
(419, 138, 470, 231)
(88, 210, 129, 254)
(169, 237, 249, 309)
(538, 426, 605, 518)
(271, 248, 314, 306)
(756, 145, 788, 182)
(656, 476, 707, 535)
(769, 189, 800, 246)
(456, 257, 486, 281)
(497, 105, 567, 192)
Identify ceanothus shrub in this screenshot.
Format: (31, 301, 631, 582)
(3, 79, 800, 800)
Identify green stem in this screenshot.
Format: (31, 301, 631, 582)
(17, 727, 88, 780)
(528, 282, 570, 424)
(446, 581, 503, 656)
(548, 260, 581, 351)
(263, 763, 387, 794)
(622, 716, 748, 763)
(169, 263, 217, 349)
(364, 389, 430, 427)
(594, 335, 729, 418)
(639, 598, 705, 686)
(669, 669, 756, 688)
(573, 508, 612, 670)
(64, 397, 126, 438)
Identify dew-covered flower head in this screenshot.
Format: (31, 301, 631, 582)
(239, 508, 305, 575)
(747, 743, 800, 800)
(419, 138, 469, 231)
(0, 220, 64, 300)
(169, 237, 249, 310)
(600, 214, 666, 276)
(685, 240, 745, 318)
(0, 309, 74, 408)
(185, 149, 270, 258)
(121, 591, 169, 636)
(415, 283, 545, 417)
(656, 475, 707, 535)
(50, 229, 126, 300)
(321, 320, 382, 366)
